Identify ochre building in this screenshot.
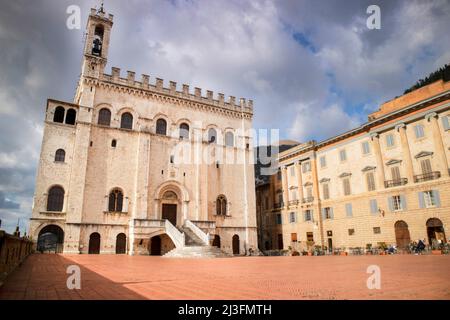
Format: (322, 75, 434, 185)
(257, 78, 450, 252)
(29, 8, 257, 256)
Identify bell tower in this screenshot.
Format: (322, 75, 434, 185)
(81, 5, 113, 78)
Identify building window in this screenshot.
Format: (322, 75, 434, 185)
(264, 196, 269, 210)
(111, 139, 117, 147)
(320, 156, 326, 168)
(225, 132, 234, 147)
(53, 106, 65, 123)
(179, 123, 189, 140)
(306, 232, 314, 242)
(208, 128, 217, 143)
(373, 227, 381, 234)
(302, 161, 311, 173)
(391, 166, 401, 181)
(345, 203, 353, 217)
(391, 195, 403, 211)
(156, 118, 167, 135)
(370, 199, 378, 215)
(386, 133, 395, 147)
(277, 170, 282, 180)
(339, 149, 347, 162)
(414, 124, 425, 139)
(423, 190, 436, 208)
(216, 195, 227, 215)
(442, 114, 450, 130)
(120, 112, 133, 129)
(289, 212, 296, 223)
(305, 186, 313, 199)
(323, 207, 333, 219)
(98, 108, 111, 126)
(348, 229, 355, 236)
(343, 178, 351, 196)
(290, 190, 297, 201)
(362, 141, 370, 155)
(366, 172, 376, 191)
(322, 183, 330, 200)
(108, 189, 123, 212)
(420, 158, 432, 174)
(276, 214, 282, 224)
(65, 108, 76, 125)
(47, 186, 65, 212)
(304, 210, 312, 221)
(291, 233, 297, 242)
(290, 166, 295, 176)
(55, 149, 65, 162)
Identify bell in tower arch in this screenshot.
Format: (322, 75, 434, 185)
(92, 25, 104, 56)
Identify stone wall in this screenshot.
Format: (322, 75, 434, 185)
(0, 231, 33, 286)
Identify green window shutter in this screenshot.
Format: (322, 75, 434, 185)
(442, 115, 450, 130)
(345, 203, 353, 217)
(330, 207, 334, 219)
(418, 192, 425, 209)
(433, 190, 441, 208)
(400, 194, 407, 210)
(370, 199, 378, 215)
(388, 197, 394, 212)
(321, 208, 326, 220)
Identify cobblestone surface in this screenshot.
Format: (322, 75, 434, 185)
(1, 254, 449, 300)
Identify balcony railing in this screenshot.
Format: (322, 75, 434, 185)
(273, 202, 283, 209)
(414, 171, 441, 183)
(288, 200, 299, 206)
(302, 197, 314, 203)
(384, 178, 408, 188)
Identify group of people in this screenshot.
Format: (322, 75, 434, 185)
(410, 239, 427, 254)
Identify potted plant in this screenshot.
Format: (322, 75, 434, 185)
(378, 242, 387, 255)
(431, 242, 443, 255)
(366, 243, 373, 255)
(340, 246, 347, 256)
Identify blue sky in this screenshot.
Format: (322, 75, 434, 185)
(0, 0, 449, 233)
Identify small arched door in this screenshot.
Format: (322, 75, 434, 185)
(89, 232, 101, 254)
(37, 225, 64, 253)
(232, 235, 240, 255)
(116, 233, 126, 254)
(427, 218, 446, 246)
(394, 220, 411, 249)
(212, 235, 221, 248)
(150, 236, 162, 256)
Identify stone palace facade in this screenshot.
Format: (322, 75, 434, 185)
(29, 7, 257, 256)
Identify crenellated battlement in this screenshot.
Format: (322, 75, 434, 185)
(98, 67, 254, 115)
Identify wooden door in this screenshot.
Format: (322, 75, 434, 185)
(277, 234, 284, 249)
(150, 236, 161, 255)
(162, 204, 177, 226)
(89, 232, 101, 254)
(394, 221, 411, 249)
(232, 235, 240, 255)
(116, 233, 126, 254)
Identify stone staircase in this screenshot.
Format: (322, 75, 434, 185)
(163, 223, 230, 258)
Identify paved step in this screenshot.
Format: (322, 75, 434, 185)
(163, 245, 231, 258)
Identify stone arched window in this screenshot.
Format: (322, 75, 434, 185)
(120, 112, 133, 129)
(156, 118, 167, 135)
(65, 108, 76, 125)
(98, 108, 111, 126)
(208, 128, 217, 144)
(216, 195, 227, 215)
(108, 188, 123, 212)
(55, 149, 65, 162)
(53, 106, 65, 123)
(47, 186, 65, 212)
(179, 123, 189, 140)
(225, 131, 234, 147)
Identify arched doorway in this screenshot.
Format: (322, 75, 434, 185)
(212, 235, 221, 248)
(116, 233, 126, 254)
(161, 191, 178, 226)
(37, 225, 64, 253)
(427, 218, 446, 246)
(150, 235, 161, 255)
(89, 232, 101, 254)
(232, 234, 240, 255)
(394, 220, 411, 249)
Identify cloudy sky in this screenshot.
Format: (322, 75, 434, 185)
(0, 0, 449, 233)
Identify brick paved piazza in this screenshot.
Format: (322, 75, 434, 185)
(1, 254, 449, 300)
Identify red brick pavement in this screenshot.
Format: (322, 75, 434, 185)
(1, 254, 449, 300)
